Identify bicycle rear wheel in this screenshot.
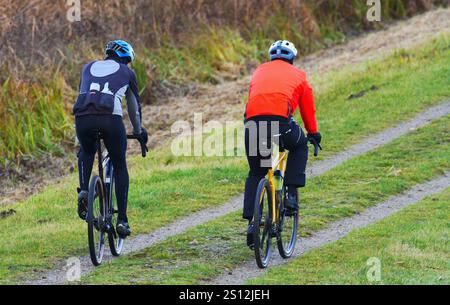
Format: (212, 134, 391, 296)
(87, 175, 106, 266)
(253, 179, 273, 269)
(277, 188, 298, 258)
(106, 167, 124, 256)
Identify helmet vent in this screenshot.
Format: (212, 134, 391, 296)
(268, 40, 297, 62)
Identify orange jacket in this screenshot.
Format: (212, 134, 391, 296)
(245, 60, 318, 134)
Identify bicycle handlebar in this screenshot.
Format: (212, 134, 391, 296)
(127, 135, 148, 158)
(308, 137, 322, 157)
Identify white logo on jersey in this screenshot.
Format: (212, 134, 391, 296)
(90, 60, 120, 77)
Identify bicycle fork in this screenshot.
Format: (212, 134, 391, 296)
(268, 170, 278, 225)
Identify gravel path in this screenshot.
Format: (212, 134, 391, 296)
(209, 174, 450, 285)
(142, 8, 450, 148)
(25, 101, 450, 285)
(4, 8, 448, 207)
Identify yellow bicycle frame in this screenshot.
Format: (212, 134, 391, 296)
(267, 145, 288, 224)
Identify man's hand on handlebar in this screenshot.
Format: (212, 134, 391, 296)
(135, 127, 148, 145)
(128, 127, 149, 157)
(307, 132, 321, 145)
(307, 132, 322, 157)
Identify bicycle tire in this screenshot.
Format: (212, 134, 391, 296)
(106, 166, 124, 256)
(87, 175, 106, 266)
(277, 187, 298, 258)
(253, 178, 273, 269)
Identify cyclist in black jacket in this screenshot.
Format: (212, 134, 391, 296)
(73, 40, 148, 238)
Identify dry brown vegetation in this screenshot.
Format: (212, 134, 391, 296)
(0, 2, 448, 206)
(0, 0, 446, 78)
(0, 0, 447, 170)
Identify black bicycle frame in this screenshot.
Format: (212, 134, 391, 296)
(95, 131, 104, 185)
(94, 132, 146, 214)
(95, 132, 114, 215)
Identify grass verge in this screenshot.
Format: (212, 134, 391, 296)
(0, 75, 74, 166)
(2, 5, 449, 164)
(79, 115, 449, 284)
(249, 188, 450, 285)
(0, 35, 449, 284)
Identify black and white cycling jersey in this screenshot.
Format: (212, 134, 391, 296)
(73, 59, 142, 134)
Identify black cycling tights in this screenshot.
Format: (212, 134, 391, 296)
(75, 115, 129, 222)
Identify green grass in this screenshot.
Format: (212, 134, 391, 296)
(0, 75, 73, 166)
(0, 35, 449, 284)
(0, 158, 245, 284)
(3, 5, 448, 164)
(142, 26, 259, 85)
(249, 188, 450, 285)
(78, 115, 449, 284)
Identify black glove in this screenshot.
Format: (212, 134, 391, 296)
(307, 132, 322, 145)
(135, 127, 148, 145)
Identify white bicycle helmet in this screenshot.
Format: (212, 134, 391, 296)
(268, 40, 298, 62)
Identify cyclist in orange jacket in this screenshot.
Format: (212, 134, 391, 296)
(244, 40, 321, 248)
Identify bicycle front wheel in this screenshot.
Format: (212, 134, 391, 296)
(87, 176, 106, 266)
(253, 178, 273, 269)
(106, 167, 124, 256)
(277, 188, 298, 258)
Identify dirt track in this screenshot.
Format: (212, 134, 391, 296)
(2, 8, 448, 207)
(25, 101, 450, 284)
(143, 8, 450, 146)
(209, 173, 450, 285)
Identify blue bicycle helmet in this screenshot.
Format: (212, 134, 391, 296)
(268, 40, 298, 62)
(105, 40, 135, 63)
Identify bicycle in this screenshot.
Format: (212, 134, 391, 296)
(87, 131, 147, 266)
(253, 137, 321, 268)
